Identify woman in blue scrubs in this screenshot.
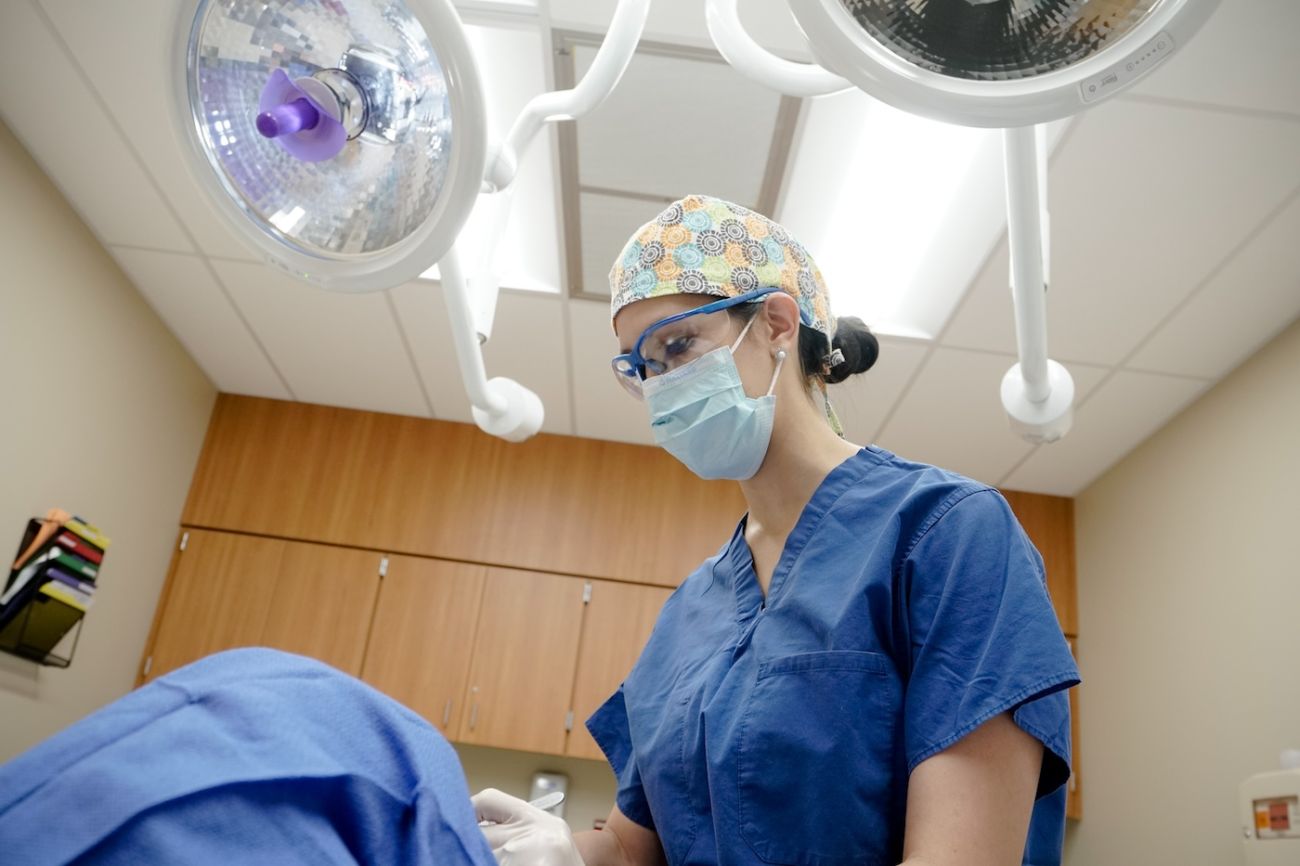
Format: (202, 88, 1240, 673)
(474, 195, 1079, 866)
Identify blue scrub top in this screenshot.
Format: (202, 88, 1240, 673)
(0, 648, 495, 866)
(587, 446, 1079, 866)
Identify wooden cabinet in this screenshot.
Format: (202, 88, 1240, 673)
(144, 530, 282, 681)
(567, 580, 673, 760)
(183, 395, 745, 587)
(456, 568, 587, 755)
(360, 557, 487, 739)
(260, 542, 382, 675)
(141, 529, 383, 683)
(141, 533, 669, 760)
(1002, 490, 1077, 636)
(358, 564, 668, 760)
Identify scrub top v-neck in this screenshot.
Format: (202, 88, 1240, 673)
(587, 446, 1079, 866)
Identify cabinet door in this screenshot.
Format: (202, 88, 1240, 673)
(361, 557, 487, 739)
(1002, 490, 1077, 635)
(1066, 637, 1082, 820)
(566, 581, 672, 760)
(458, 568, 586, 755)
(144, 530, 285, 681)
(259, 543, 383, 676)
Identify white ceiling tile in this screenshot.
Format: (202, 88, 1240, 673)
(211, 260, 429, 416)
(389, 281, 574, 434)
(37, 0, 257, 261)
(567, 300, 656, 446)
(578, 192, 669, 296)
(0, 1, 192, 252)
(1128, 0, 1300, 118)
(943, 100, 1300, 365)
(875, 349, 1109, 487)
(875, 348, 1036, 486)
(827, 338, 930, 445)
(1128, 190, 1300, 379)
(110, 247, 289, 400)
(572, 45, 782, 204)
(386, 280, 472, 424)
(1002, 371, 1211, 496)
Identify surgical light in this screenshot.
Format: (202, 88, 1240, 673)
(174, 0, 1221, 445)
(175, 0, 652, 442)
(710, 0, 1221, 442)
(181, 0, 487, 290)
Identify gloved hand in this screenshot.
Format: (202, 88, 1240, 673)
(471, 788, 585, 866)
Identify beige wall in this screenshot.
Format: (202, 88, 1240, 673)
(0, 121, 216, 759)
(456, 744, 618, 834)
(1064, 316, 1300, 864)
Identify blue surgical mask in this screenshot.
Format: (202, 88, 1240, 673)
(642, 318, 786, 481)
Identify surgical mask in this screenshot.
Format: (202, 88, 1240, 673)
(642, 317, 785, 481)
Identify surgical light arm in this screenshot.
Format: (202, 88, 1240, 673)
(1000, 125, 1074, 443)
(703, 1, 1074, 443)
(438, 0, 651, 441)
(704, 0, 852, 98)
(461, 0, 651, 342)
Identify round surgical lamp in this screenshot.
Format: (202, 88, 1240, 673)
(774, 0, 1221, 443)
(788, 0, 1221, 127)
(176, 0, 489, 292)
(172, 0, 651, 442)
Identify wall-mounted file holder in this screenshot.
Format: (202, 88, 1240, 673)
(1, 513, 106, 668)
(0, 590, 84, 667)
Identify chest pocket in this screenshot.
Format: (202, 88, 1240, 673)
(738, 650, 903, 866)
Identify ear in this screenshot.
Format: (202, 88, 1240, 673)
(759, 292, 801, 352)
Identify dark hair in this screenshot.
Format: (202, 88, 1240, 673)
(728, 303, 878, 386)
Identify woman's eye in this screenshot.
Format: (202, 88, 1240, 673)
(663, 336, 694, 359)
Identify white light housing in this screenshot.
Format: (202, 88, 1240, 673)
(788, 0, 1223, 127)
(174, 0, 488, 291)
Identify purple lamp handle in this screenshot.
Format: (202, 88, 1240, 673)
(256, 69, 347, 163)
(256, 98, 320, 139)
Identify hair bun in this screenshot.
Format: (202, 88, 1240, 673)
(825, 317, 879, 384)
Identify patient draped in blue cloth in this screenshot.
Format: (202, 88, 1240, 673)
(0, 648, 496, 866)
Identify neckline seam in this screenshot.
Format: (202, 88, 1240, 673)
(741, 447, 884, 609)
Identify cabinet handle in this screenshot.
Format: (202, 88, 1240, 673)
(469, 701, 479, 731)
(442, 699, 453, 728)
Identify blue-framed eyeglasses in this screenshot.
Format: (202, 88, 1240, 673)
(611, 287, 784, 398)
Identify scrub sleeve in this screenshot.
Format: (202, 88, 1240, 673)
(901, 488, 1076, 795)
(586, 684, 657, 831)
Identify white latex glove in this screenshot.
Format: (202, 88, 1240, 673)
(471, 788, 585, 866)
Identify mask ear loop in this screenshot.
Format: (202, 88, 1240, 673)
(766, 349, 787, 397)
(729, 312, 758, 354)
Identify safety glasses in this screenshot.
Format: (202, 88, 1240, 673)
(611, 287, 780, 398)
